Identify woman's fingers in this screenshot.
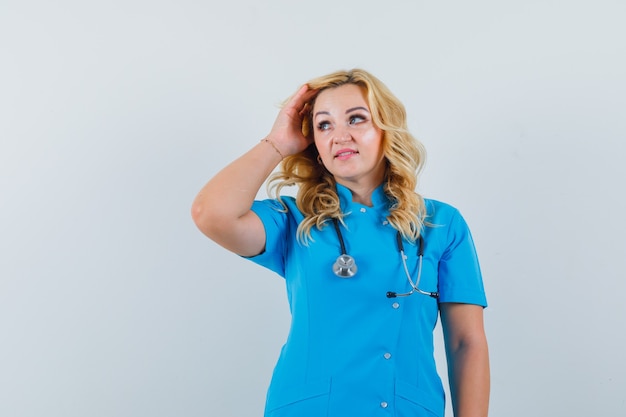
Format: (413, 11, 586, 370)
(289, 84, 319, 114)
(267, 85, 319, 156)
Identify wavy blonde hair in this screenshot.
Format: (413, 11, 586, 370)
(268, 69, 427, 244)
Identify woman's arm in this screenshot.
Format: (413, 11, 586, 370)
(440, 302, 490, 417)
(190, 85, 317, 256)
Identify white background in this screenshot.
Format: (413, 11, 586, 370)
(1, 1, 625, 416)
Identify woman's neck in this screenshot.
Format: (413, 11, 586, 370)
(339, 181, 382, 207)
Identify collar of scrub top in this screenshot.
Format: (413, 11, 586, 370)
(336, 183, 391, 214)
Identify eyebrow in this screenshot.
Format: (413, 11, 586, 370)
(346, 106, 369, 114)
(314, 106, 370, 118)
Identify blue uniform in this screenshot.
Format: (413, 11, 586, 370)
(248, 184, 487, 417)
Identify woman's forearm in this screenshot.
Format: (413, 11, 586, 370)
(191, 140, 281, 245)
(447, 338, 490, 417)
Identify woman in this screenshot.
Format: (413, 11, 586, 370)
(192, 69, 489, 417)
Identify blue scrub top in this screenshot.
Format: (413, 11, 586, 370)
(248, 184, 487, 417)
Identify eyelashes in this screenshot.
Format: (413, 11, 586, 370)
(317, 121, 331, 131)
(316, 114, 368, 131)
(349, 114, 366, 124)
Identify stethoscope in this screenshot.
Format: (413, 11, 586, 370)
(332, 219, 439, 299)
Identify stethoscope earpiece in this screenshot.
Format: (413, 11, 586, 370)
(333, 254, 358, 278)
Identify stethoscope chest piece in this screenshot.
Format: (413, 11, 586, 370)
(333, 254, 358, 278)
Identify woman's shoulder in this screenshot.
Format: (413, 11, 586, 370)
(422, 198, 476, 235)
(422, 198, 475, 249)
(423, 198, 461, 219)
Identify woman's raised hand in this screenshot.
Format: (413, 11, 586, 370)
(191, 85, 317, 255)
(266, 85, 319, 157)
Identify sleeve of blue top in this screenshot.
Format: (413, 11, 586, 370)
(437, 208, 488, 307)
(244, 199, 290, 278)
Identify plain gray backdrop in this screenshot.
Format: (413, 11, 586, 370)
(1, 0, 625, 416)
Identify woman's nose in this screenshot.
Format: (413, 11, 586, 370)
(333, 128, 352, 143)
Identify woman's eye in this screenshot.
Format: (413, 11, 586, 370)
(349, 115, 366, 125)
(317, 121, 331, 131)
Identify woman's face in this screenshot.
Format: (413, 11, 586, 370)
(312, 84, 386, 190)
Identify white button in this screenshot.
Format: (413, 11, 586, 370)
(380, 401, 388, 408)
(382, 220, 389, 225)
(392, 302, 400, 309)
(383, 352, 392, 359)
(360, 208, 366, 213)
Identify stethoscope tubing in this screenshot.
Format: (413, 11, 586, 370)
(331, 218, 438, 299)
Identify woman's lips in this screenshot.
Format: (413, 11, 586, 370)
(334, 149, 358, 160)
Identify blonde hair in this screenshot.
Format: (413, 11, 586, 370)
(268, 69, 427, 243)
